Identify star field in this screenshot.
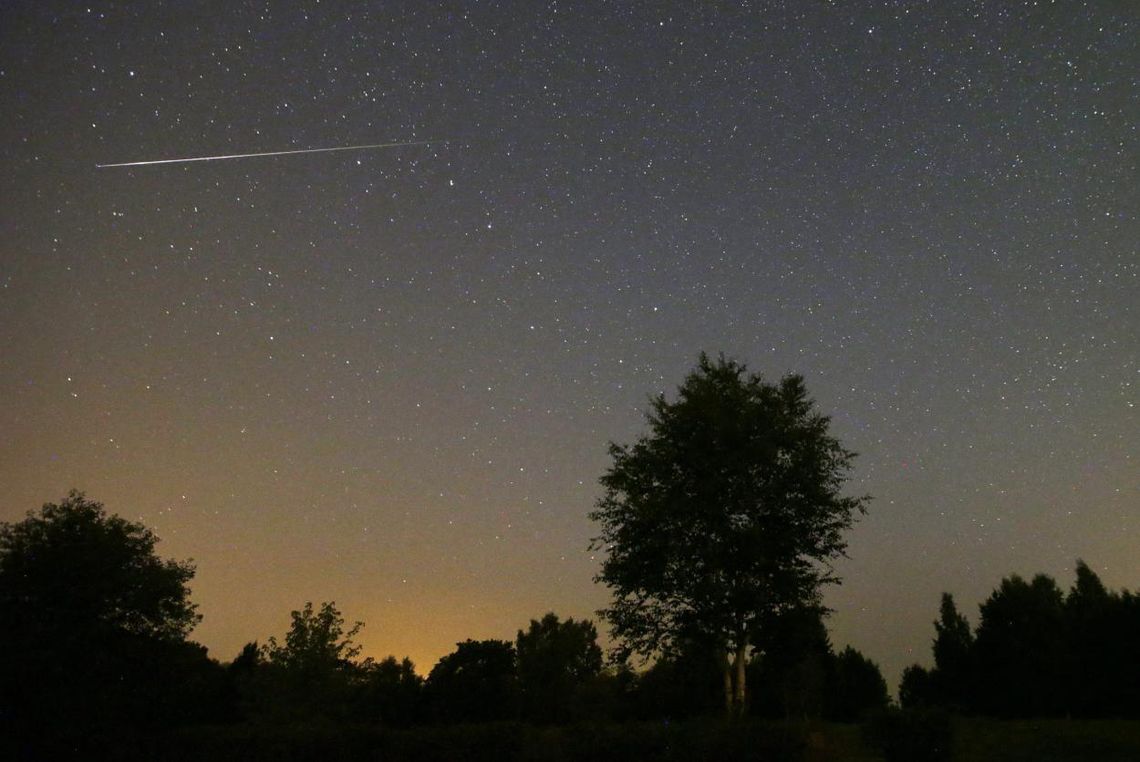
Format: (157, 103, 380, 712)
(1, 1, 1135, 690)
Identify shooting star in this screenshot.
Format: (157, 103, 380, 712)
(96, 139, 437, 168)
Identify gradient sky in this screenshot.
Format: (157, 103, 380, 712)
(1, 1, 1135, 692)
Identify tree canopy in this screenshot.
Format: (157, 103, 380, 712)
(590, 353, 868, 713)
(424, 639, 519, 723)
(0, 490, 199, 641)
(0, 491, 212, 745)
(263, 600, 367, 675)
(255, 601, 372, 720)
(516, 612, 603, 722)
(900, 561, 1140, 718)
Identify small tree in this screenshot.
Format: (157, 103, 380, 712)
(590, 353, 868, 714)
(828, 646, 890, 721)
(1065, 560, 1116, 716)
(748, 604, 833, 719)
(931, 593, 973, 710)
(259, 601, 370, 719)
(263, 600, 367, 674)
(899, 664, 935, 709)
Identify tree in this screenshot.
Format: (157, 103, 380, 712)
(257, 601, 371, 720)
(748, 604, 833, 719)
(632, 640, 726, 719)
(515, 612, 603, 723)
(973, 573, 1066, 717)
(361, 656, 423, 727)
(1065, 560, 1133, 716)
(931, 593, 973, 710)
(828, 646, 890, 722)
(590, 353, 868, 715)
(0, 491, 205, 743)
(898, 664, 935, 710)
(424, 639, 519, 723)
(263, 600, 367, 674)
(0, 490, 199, 641)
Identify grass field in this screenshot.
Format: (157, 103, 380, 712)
(948, 718, 1140, 762)
(29, 716, 1140, 760)
(811, 717, 1140, 762)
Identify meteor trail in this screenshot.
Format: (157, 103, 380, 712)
(96, 139, 436, 168)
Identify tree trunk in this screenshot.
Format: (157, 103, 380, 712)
(723, 652, 734, 715)
(732, 637, 749, 715)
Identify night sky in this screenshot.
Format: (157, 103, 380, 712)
(1, 2, 1135, 692)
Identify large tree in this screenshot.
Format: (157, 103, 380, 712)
(0, 491, 208, 743)
(0, 490, 199, 641)
(590, 353, 868, 714)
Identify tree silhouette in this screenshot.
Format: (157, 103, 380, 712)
(424, 639, 519, 723)
(931, 593, 974, 711)
(0, 490, 199, 641)
(0, 491, 207, 745)
(515, 612, 603, 723)
(828, 646, 890, 721)
(748, 604, 833, 719)
(264, 600, 367, 673)
(256, 601, 371, 720)
(590, 353, 868, 715)
(902, 562, 1140, 719)
(1063, 560, 1140, 717)
(898, 664, 935, 710)
(361, 655, 423, 727)
(973, 573, 1066, 716)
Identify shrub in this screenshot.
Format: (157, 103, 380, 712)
(862, 707, 953, 762)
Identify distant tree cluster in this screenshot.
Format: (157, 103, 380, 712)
(901, 561, 1140, 718)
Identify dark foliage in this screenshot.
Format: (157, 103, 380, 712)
(239, 601, 385, 723)
(863, 707, 954, 762)
(630, 641, 726, 719)
(828, 646, 891, 722)
(424, 639, 520, 723)
(748, 605, 834, 719)
(0, 490, 199, 640)
(155, 719, 808, 762)
(898, 664, 936, 710)
(361, 656, 424, 727)
(515, 612, 603, 723)
(0, 491, 218, 750)
(747, 605, 888, 722)
(931, 593, 974, 710)
(974, 573, 1067, 716)
(902, 560, 1140, 718)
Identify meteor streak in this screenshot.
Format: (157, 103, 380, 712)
(96, 139, 436, 168)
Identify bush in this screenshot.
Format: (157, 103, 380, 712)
(862, 707, 953, 762)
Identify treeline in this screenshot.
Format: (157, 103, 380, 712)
(225, 603, 890, 728)
(4, 492, 1139, 760)
(901, 561, 1140, 718)
(0, 492, 888, 757)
